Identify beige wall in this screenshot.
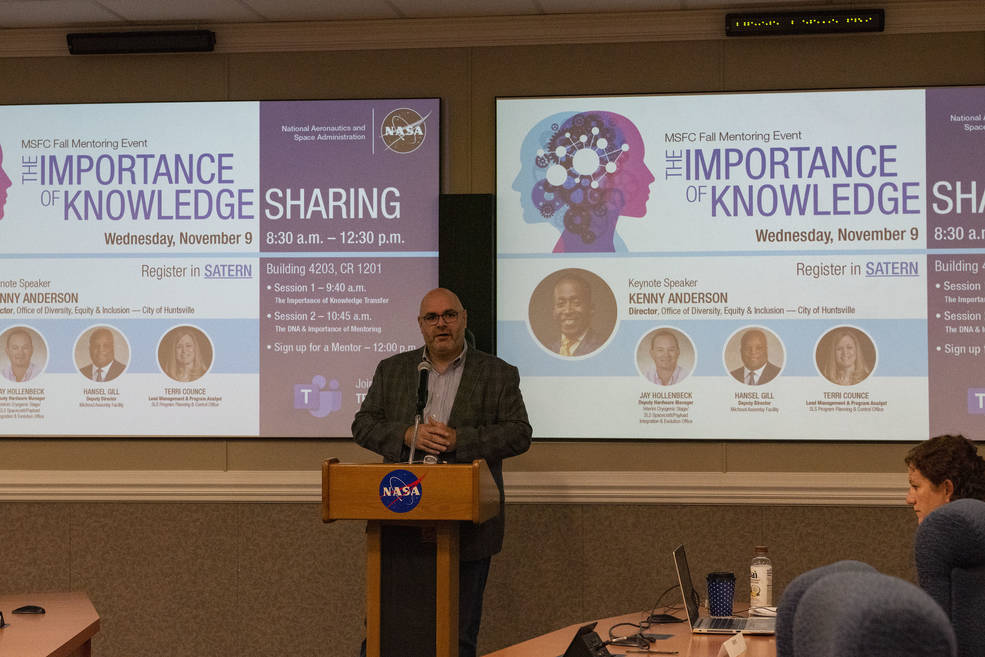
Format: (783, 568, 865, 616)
(0, 500, 919, 655)
(0, 7, 983, 655)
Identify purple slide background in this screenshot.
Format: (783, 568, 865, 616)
(259, 99, 439, 253)
(926, 86, 985, 247)
(258, 256, 437, 438)
(927, 254, 985, 437)
(258, 100, 439, 437)
(926, 87, 985, 436)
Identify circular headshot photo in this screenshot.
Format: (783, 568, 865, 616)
(528, 268, 617, 358)
(636, 327, 695, 386)
(724, 326, 785, 386)
(815, 326, 876, 386)
(158, 325, 213, 383)
(0, 325, 48, 383)
(75, 325, 130, 382)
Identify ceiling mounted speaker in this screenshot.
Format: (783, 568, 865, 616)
(66, 30, 216, 55)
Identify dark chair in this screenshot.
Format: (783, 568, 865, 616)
(793, 571, 956, 657)
(775, 560, 877, 657)
(915, 498, 985, 657)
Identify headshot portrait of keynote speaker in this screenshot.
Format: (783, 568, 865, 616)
(527, 268, 617, 358)
(513, 110, 655, 253)
(158, 325, 213, 383)
(76, 326, 129, 382)
(725, 326, 784, 386)
(1, 326, 47, 383)
(636, 327, 695, 386)
(815, 326, 876, 386)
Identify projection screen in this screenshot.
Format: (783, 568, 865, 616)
(0, 98, 439, 438)
(496, 87, 984, 440)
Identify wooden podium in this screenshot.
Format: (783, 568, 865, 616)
(322, 457, 500, 657)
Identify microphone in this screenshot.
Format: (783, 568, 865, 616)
(409, 361, 432, 464)
(416, 360, 431, 417)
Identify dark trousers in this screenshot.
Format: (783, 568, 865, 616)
(458, 557, 491, 657)
(359, 556, 491, 657)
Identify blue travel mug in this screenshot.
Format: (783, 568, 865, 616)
(706, 571, 736, 616)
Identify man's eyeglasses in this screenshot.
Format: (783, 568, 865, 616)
(420, 310, 460, 325)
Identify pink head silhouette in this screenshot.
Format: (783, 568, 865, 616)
(0, 145, 12, 220)
(514, 111, 654, 253)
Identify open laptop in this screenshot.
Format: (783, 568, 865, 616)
(673, 544, 776, 635)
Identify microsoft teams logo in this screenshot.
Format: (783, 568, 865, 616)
(968, 389, 985, 414)
(294, 375, 342, 418)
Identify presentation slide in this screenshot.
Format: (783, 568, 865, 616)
(0, 99, 439, 437)
(496, 87, 985, 440)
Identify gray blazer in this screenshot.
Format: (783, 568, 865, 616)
(352, 346, 532, 560)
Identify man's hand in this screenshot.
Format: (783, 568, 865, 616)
(403, 417, 457, 455)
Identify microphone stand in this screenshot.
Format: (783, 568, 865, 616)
(408, 413, 439, 464)
(409, 360, 434, 465)
(408, 413, 422, 465)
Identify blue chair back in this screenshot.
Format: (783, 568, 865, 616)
(794, 571, 956, 657)
(916, 498, 985, 657)
(776, 560, 876, 657)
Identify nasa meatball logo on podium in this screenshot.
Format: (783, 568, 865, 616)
(379, 469, 423, 513)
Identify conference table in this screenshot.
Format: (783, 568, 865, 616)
(0, 591, 100, 657)
(484, 607, 776, 657)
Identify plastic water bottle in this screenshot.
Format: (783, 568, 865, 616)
(750, 545, 773, 608)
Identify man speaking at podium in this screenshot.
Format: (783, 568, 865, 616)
(352, 287, 532, 657)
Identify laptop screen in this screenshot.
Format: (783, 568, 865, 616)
(673, 544, 701, 625)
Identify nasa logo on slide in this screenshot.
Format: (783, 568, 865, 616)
(379, 469, 423, 513)
(380, 108, 429, 154)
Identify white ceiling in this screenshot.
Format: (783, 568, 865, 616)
(0, 0, 904, 30)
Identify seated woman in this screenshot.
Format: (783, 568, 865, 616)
(905, 434, 985, 523)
